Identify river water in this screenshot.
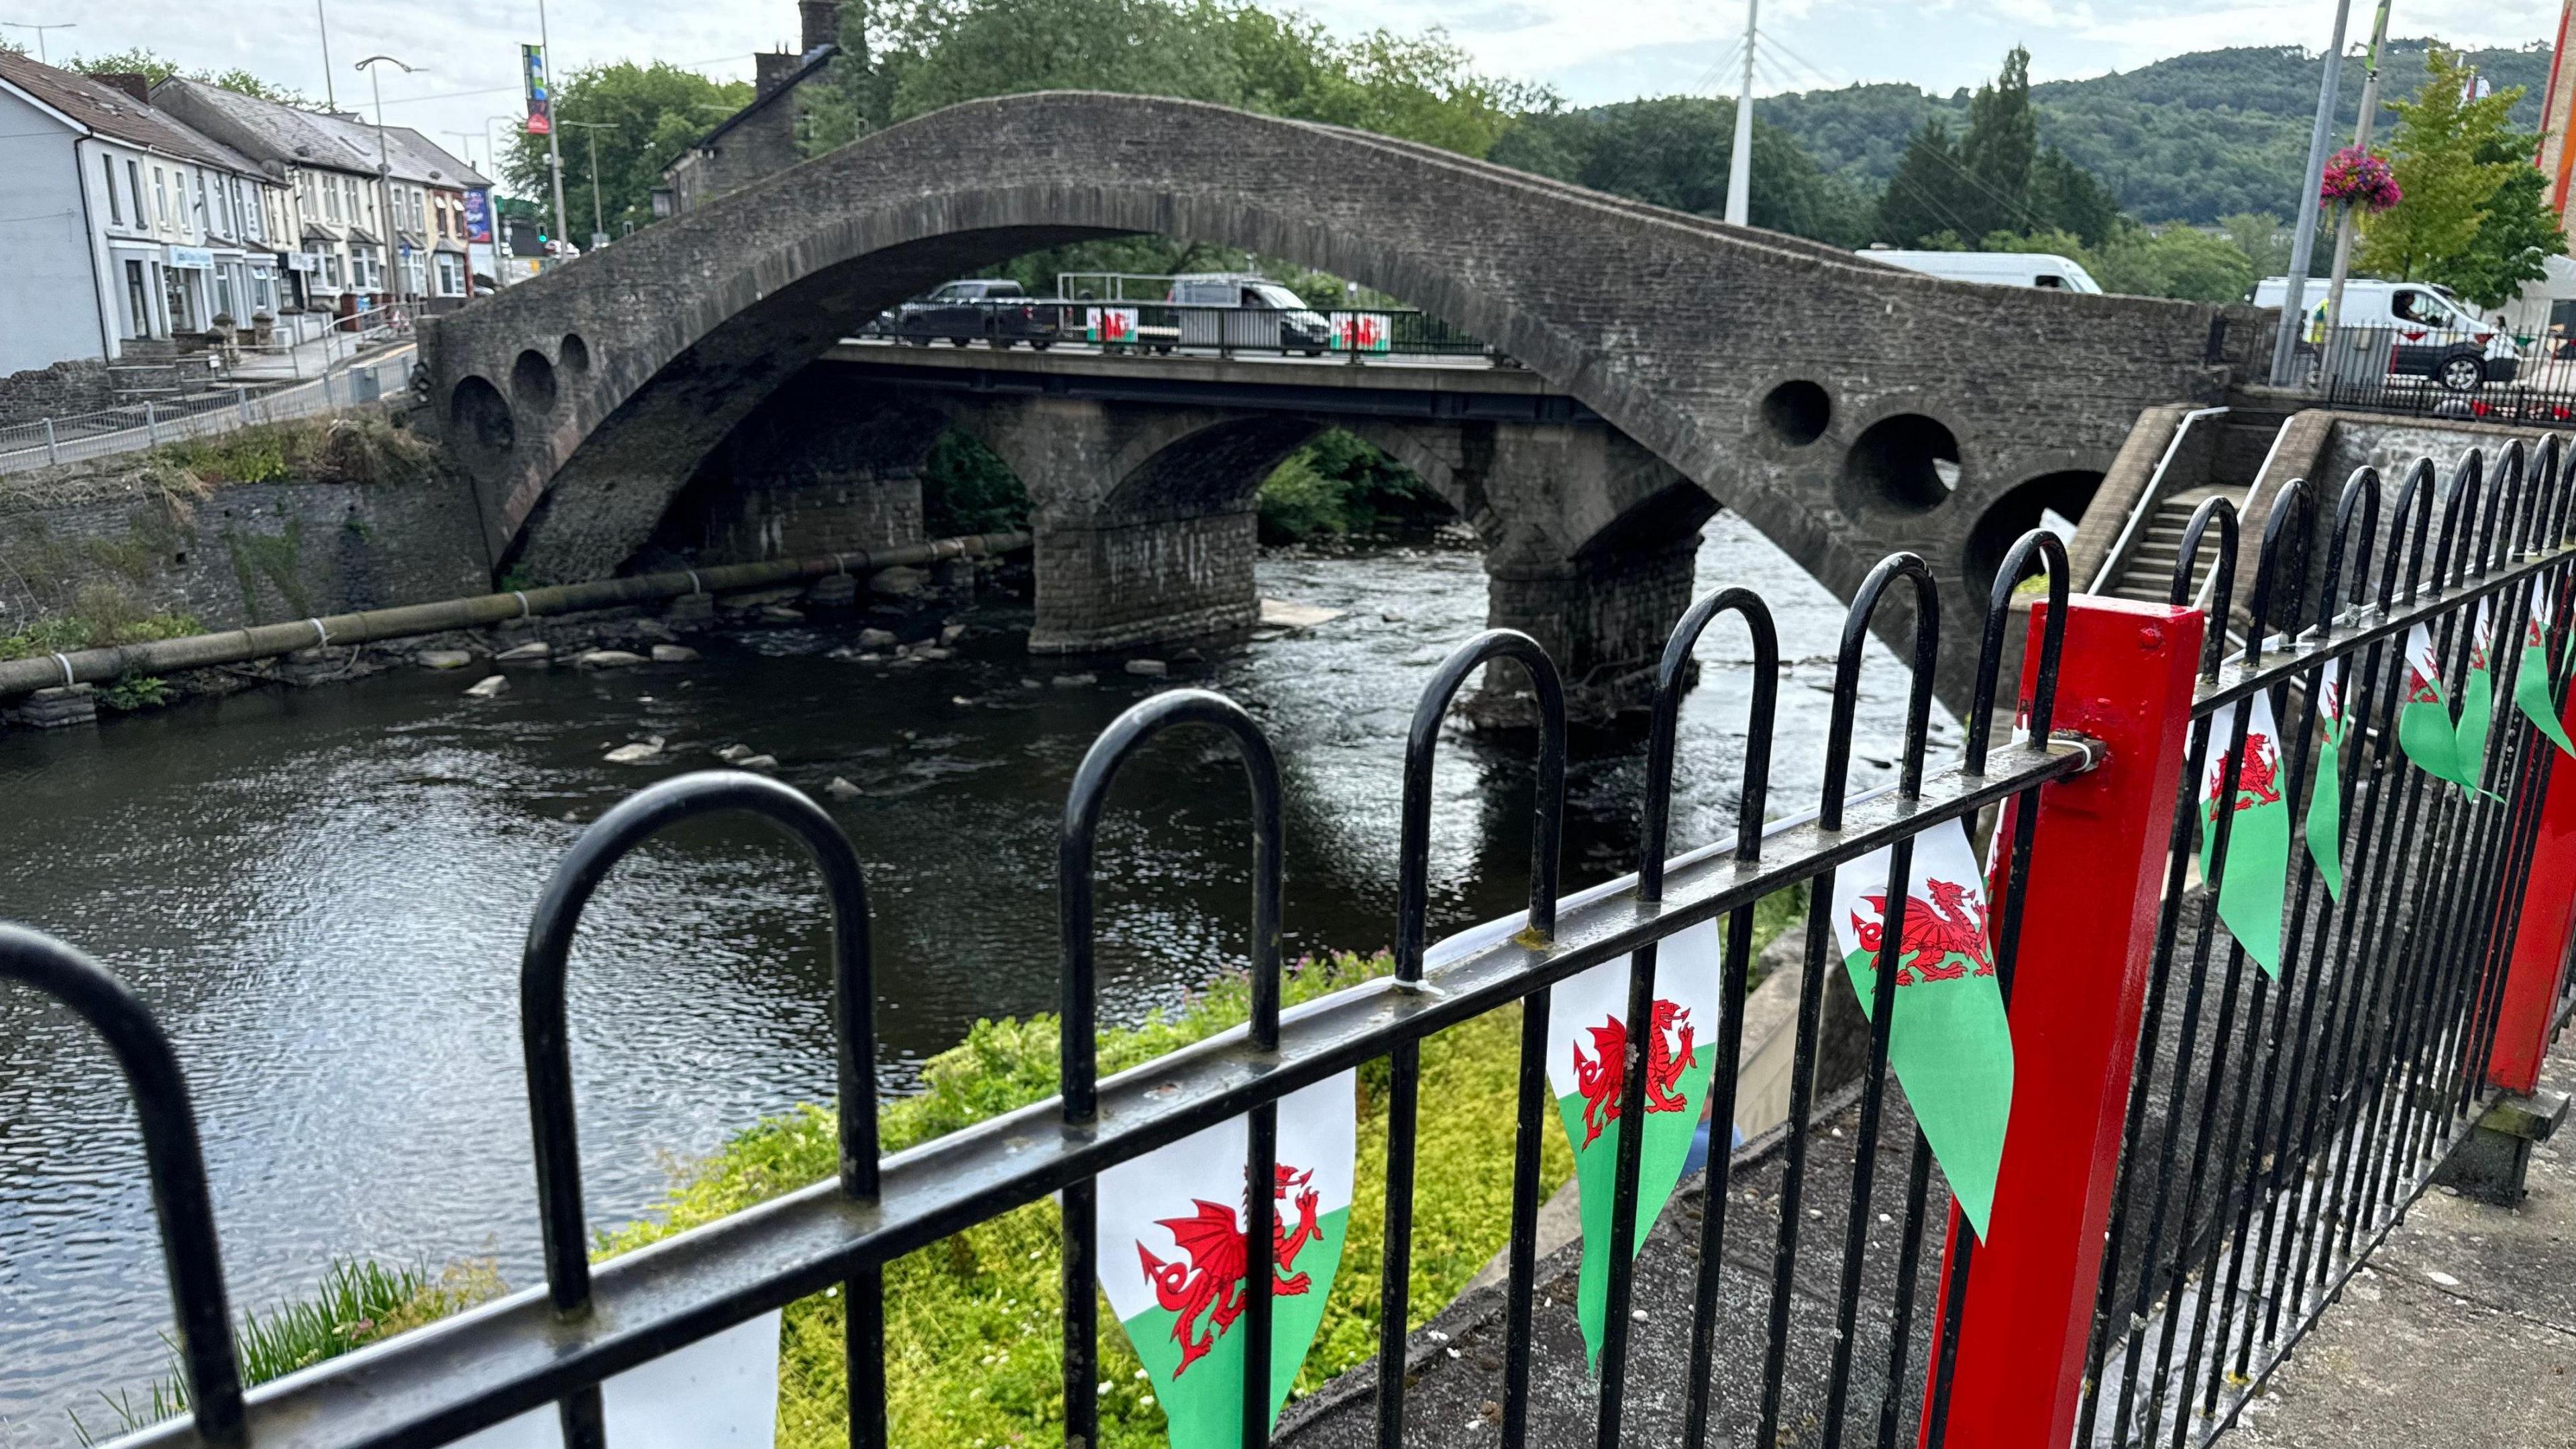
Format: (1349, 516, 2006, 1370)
(0, 515, 1949, 1444)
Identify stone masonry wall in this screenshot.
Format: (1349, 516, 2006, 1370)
(0, 360, 117, 428)
(0, 429, 492, 640)
(1030, 509, 1259, 651)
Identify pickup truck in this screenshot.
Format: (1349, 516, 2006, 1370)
(889, 279, 1061, 348)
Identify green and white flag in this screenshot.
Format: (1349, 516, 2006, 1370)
(2398, 621, 2469, 788)
(2306, 657, 2350, 901)
(2518, 577, 2576, 757)
(1544, 926, 1725, 1368)
(2455, 599, 2498, 789)
(2198, 691, 2292, 979)
(1097, 1073, 1356, 1448)
(1827, 820, 2015, 1240)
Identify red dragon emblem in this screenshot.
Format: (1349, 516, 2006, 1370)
(1849, 877, 1992, 985)
(2407, 667, 2443, 705)
(1572, 1001, 1699, 1146)
(1136, 1164, 1326, 1378)
(2210, 733, 2282, 810)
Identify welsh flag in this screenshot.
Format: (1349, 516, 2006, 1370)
(1096, 1074, 1356, 1449)
(1543, 924, 1725, 1368)
(2517, 578, 2576, 757)
(2198, 691, 2292, 979)
(2455, 599, 2498, 788)
(1826, 820, 2015, 1240)
(2306, 657, 2349, 901)
(2398, 621, 2470, 788)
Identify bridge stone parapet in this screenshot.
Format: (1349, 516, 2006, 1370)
(419, 90, 2273, 710)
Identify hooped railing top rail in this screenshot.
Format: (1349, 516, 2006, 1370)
(19, 423, 2576, 1449)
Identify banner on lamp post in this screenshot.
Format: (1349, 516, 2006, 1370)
(522, 44, 554, 136)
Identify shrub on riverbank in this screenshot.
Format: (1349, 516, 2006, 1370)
(1256, 430, 1452, 544)
(145, 413, 446, 490)
(0, 594, 199, 662)
(602, 949, 1572, 1449)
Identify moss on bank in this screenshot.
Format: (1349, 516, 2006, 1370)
(600, 949, 1572, 1448)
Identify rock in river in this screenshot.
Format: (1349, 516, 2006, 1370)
(603, 737, 665, 764)
(493, 641, 552, 663)
(464, 674, 509, 699)
(417, 649, 474, 670)
(576, 650, 647, 670)
(651, 645, 700, 663)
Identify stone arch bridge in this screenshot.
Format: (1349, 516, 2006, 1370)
(418, 91, 2269, 718)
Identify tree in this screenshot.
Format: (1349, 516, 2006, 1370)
(2359, 47, 2532, 284)
(2028, 146, 2121, 246)
(1876, 119, 1971, 246)
(1957, 46, 2039, 239)
(2433, 133, 2567, 309)
(1488, 97, 1873, 246)
(2218, 211, 2296, 278)
(502, 62, 752, 239)
(62, 46, 311, 107)
(2094, 225, 2257, 301)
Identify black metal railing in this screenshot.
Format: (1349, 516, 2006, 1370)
(857, 300, 1494, 361)
(17, 532, 2096, 1448)
(2073, 432, 2575, 1446)
(2313, 325, 2576, 428)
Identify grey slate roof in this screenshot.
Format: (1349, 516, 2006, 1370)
(0, 51, 265, 174)
(149, 78, 488, 190)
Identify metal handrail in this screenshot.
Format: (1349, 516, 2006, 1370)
(2088, 405, 2229, 594)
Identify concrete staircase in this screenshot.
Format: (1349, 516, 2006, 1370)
(2104, 483, 2251, 604)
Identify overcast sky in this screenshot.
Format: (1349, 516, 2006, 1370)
(11, 0, 2563, 177)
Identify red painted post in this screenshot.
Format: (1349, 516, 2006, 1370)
(1920, 594, 2204, 1449)
(2487, 686, 2576, 1094)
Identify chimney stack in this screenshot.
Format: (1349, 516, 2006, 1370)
(92, 72, 151, 105)
(800, 0, 842, 56)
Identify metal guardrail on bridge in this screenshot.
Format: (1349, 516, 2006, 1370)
(862, 300, 1495, 362)
(8, 437, 2576, 1449)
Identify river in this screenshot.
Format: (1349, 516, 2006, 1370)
(0, 515, 1951, 1444)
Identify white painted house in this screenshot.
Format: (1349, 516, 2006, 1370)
(0, 51, 290, 378)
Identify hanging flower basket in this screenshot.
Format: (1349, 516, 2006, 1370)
(2320, 146, 2402, 212)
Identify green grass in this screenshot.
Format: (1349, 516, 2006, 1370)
(74, 1259, 502, 1443)
(0, 609, 199, 662)
(147, 415, 443, 488)
(600, 949, 1574, 1449)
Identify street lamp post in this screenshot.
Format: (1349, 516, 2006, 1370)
(559, 120, 617, 251)
(536, 0, 572, 265)
(354, 55, 419, 315)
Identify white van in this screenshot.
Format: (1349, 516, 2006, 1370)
(1856, 248, 2105, 293)
(2253, 276, 2521, 390)
(1167, 273, 1334, 353)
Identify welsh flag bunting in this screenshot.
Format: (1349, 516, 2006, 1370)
(1096, 1074, 1356, 1448)
(1544, 924, 1725, 1368)
(2306, 657, 2349, 901)
(2198, 692, 2292, 979)
(2516, 578, 2576, 757)
(2398, 622, 2471, 788)
(2455, 600, 2498, 788)
(1826, 820, 2015, 1240)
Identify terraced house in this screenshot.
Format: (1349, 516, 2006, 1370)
(153, 78, 488, 322)
(0, 50, 290, 377)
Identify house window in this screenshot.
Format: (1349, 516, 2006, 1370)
(193, 170, 209, 234)
(154, 167, 168, 226)
(102, 155, 123, 225)
(320, 250, 342, 287)
(435, 252, 464, 297)
(123, 260, 151, 337)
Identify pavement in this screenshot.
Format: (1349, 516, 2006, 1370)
(2230, 1030, 2576, 1448)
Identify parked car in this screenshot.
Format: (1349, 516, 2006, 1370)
(1856, 248, 2104, 293)
(1167, 274, 1334, 354)
(891, 278, 1061, 348)
(2252, 276, 2522, 391)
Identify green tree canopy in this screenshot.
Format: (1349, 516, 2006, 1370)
(62, 46, 312, 107)
(501, 61, 752, 240)
(2358, 46, 2553, 294)
(1957, 46, 2039, 239)
(1488, 96, 1874, 246)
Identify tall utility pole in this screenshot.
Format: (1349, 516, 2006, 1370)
(315, 0, 335, 109)
(2270, 0, 2357, 386)
(356, 56, 419, 310)
(1724, 0, 1758, 226)
(537, 0, 572, 262)
(560, 119, 616, 250)
(2320, 0, 2396, 360)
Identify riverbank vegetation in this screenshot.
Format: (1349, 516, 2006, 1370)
(0, 593, 197, 663)
(1256, 429, 1451, 544)
(604, 947, 1570, 1448)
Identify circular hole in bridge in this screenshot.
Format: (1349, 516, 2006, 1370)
(512, 348, 559, 412)
(559, 332, 591, 374)
(1762, 380, 1831, 447)
(1964, 469, 2104, 598)
(447, 375, 515, 461)
(1843, 413, 1961, 514)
